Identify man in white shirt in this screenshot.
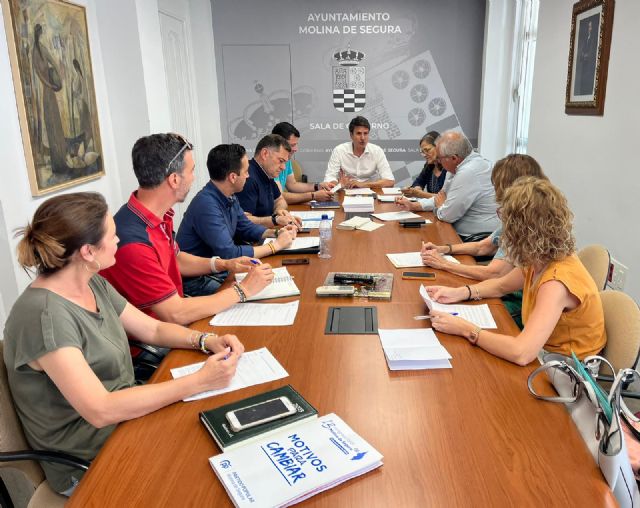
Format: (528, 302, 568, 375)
(323, 116, 394, 188)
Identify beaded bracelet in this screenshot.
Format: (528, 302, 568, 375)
(189, 331, 200, 350)
(465, 285, 472, 301)
(473, 286, 482, 301)
(198, 332, 217, 354)
(233, 282, 247, 303)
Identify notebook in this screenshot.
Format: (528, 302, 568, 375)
(235, 266, 300, 301)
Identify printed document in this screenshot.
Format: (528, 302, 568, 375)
(381, 187, 402, 194)
(171, 347, 288, 402)
(419, 285, 497, 328)
(378, 328, 452, 370)
(386, 251, 458, 268)
(292, 211, 335, 221)
(371, 211, 423, 221)
(263, 237, 320, 250)
(344, 187, 375, 195)
(235, 266, 300, 301)
(209, 301, 299, 326)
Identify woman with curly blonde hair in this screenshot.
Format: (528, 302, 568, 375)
(425, 177, 606, 365)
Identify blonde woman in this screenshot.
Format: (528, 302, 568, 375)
(426, 177, 606, 365)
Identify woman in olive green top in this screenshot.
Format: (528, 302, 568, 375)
(3, 192, 245, 495)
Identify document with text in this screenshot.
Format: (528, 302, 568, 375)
(419, 285, 497, 328)
(386, 251, 459, 268)
(171, 347, 288, 402)
(209, 300, 299, 326)
(292, 211, 335, 221)
(381, 187, 402, 194)
(235, 266, 300, 301)
(371, 211, 423, 221)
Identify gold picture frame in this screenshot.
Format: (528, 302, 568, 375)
(565, 0, 615, 116)
(2, 0, 104, 196)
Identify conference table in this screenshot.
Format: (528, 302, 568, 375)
(68, 195, 614, 507)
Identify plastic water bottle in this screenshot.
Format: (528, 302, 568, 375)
(318, 214, 332, 259)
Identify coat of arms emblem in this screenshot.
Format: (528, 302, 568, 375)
(332, 47, 365, 113)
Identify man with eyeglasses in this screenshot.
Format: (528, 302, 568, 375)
(396, 130, 499, 241)
(236, 134, 302, 227)
(102, 133, 274, 330)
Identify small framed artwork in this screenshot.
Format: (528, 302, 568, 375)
(565, 0, 615, 115)
(2, 0, 105, 196)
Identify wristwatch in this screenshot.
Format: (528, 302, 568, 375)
(314, 183, 320, 191)
(271, 213, 278, 226)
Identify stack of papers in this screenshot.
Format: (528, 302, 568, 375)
(371, 211, 423, 221)
(419, 285, 497, 328)
(210, 301, 299, 326)
(337, 216, 384, 232)
(386, 251, 460, 268)
(344, 187, 376, 195)
(378, 328, 452, 370)
(292, 211, 335, 221)
(381, 187, 402, 195)
(235, 266, 300, 301)
(170, 347, 288, 401)
(342, 196, 375, 213)
(209, 413, 383, 507)
(263, 237, 320, 252)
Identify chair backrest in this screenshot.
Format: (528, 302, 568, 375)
(0, 340, 46, 505)
(600, 290, 640, 370)
(578, 244, 610, 290)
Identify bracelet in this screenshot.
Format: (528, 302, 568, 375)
(199, 332, 217, 354)
(465, 285, 472, 301)
(446, 244, 453, 254)
(271, 213, 278, 226)
(233, 282, 247, 303)
(189, 331, 200, 350)
(311, 192, 315, 200)
(468, 326, 482, 346)
(473, 286, 481, 301)
(268, 242, 277, 255)
(210, 256, 220, 273)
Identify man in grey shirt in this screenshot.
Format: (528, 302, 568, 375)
(397, 130, 499, 240)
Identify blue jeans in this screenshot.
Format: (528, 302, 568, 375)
(182, 272, 228, 297)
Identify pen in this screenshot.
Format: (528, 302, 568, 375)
(250, 259, 261, 265)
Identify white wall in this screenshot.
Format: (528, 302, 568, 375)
(528, 0, 640, 302)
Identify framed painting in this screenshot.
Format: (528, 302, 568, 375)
(565, 0, 615, 115)
(2, 0, 104, 196)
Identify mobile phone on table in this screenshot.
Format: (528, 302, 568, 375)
(225, 396, 297, 432)
(282, 258, 309, 265)
(402, 271, 436, 280)
(297, 228, 311, 234)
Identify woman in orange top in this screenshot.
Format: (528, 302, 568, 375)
(426, 177, 606, 365)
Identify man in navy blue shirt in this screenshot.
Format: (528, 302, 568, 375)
(177, 143, 297, 296)
(236, 134, 302, 228)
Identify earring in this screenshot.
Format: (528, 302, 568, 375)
(83, 259, 102, 273)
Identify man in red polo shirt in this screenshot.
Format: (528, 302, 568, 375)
(102, 133, 274, 326)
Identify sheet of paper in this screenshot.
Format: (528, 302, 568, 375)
(171, 347, 288, 401)
(330, 183, 343, 193)
(344, 188, 375, 195)
(419, 285, 497, 328)
(264, 237, 320, 250)
(386, 252, 459, 268)
(358, 220, 385, 232)
(371, 211, 422, 221)
(377, 194, 398, 202)
(292, 211, 335, 221)
(381, 187, 402, 195)
(378, 328, 452, 370)
(210, 300, 299, 326)
(235, 266, 300, 301)
(301, 220, 320, 229)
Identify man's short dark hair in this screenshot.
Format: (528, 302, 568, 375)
(255, 134, 291, 154)
(207, 144, 246, 181)
(348, 116, 370, 134)
(271, 122, 300, 140)
(131, 133, 193, 189)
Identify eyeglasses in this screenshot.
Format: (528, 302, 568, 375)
(165, 133, 193, 176)
(420, 146, 435, 155)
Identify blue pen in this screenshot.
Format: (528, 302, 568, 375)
(250, 259, 260, 265)
(450, 312, 459, 316)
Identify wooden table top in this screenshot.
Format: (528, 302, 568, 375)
(68, 197, 614, 507)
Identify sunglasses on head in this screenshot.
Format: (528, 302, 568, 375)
(165, 133, 193, 176)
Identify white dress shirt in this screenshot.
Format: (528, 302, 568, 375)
(324, 142, 394, 183)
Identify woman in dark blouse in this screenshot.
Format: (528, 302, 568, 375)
(403, 131, 446, 198)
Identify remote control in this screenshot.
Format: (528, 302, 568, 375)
(333, 273, 375, 285)
(316, 285, 356, 296)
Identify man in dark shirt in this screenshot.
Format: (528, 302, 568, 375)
(177, 144, 296, 295)
(236, 134, 302, 228)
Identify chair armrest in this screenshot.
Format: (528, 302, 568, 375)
(0, 450, 90, 471)
(129, 340, 164, 362)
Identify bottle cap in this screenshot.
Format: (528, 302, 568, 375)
(321, 214, 329, 220)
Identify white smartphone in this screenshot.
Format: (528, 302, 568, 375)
(225, 396, 297, 432)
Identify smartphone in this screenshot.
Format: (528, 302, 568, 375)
(402, 271, 436, 280)
(225, 396, 297, 432)
(297, 228, 311, 234)
(282, 258, 309, 265)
